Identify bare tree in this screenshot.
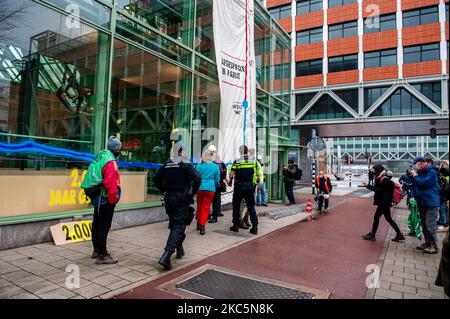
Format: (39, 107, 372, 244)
(0, 0, 29, 38)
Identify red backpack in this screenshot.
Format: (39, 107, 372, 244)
(381, 176, 403, 205)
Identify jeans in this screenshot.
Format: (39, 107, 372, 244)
(232, 184, 258, 227)
(438, 201, 448, 227)
(371, 205, 401, 235)
(418, 205, 439, 249)
(284, 181, 295, 204)
(256, 183, 266, 205)
(92, 201, 116, 256)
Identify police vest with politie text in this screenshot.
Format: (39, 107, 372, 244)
(231, 156, 263, 185)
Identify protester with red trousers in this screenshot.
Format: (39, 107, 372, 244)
(195, 150, 220, 235)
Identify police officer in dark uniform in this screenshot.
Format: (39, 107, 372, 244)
(228, 145, 263, 235)
(153, 142, 201, 270)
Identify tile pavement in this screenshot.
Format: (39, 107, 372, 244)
(0, 204, 311, 299)
(366, 204, 447, 299)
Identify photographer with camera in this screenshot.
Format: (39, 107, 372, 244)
(283, 157, 299, 206)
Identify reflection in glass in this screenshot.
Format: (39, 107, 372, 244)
(0, 0, 110, 170)
(116, 0, 193, 45)
(109, 38, 191, 200)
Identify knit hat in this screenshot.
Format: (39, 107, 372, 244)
(107, 136, 122, 151)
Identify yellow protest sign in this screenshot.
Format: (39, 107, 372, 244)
(50, 220, 93, 246)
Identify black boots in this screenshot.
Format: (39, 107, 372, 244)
(239, 220, 250, 229)
(243, 215, 251, 227)
(159, 250, 173, 270)
(250, 225, 258, 235)
(199, 225, 206, 235)
(176, 244, 185, 259)
(229, 224, 239, 232)
(391, 233, 406, 242)
(362, 232, 376, 241)
(196, 221, 201, 231)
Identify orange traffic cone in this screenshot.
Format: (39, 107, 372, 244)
(306, 198, 312, 221)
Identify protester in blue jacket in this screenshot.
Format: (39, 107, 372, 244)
(412, 157, 440, 254)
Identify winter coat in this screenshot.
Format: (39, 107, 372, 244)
(412, 165, 440, 208)
(283, 164, 298, 184)
(315, 176, 333, 194)
(367, 173, 393, 207)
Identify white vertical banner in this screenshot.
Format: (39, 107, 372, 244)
(213, 0, 256, 164)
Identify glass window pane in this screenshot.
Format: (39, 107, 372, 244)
(196, 0, 215, 60)
(46, 0, 111, 27)
(381, 54, 396, 66)
(0, 0, 110, 146)
(116, 14, 191, 67)
(116, 0, 193, 45)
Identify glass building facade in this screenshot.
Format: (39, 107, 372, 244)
(0, 0, 291, 223)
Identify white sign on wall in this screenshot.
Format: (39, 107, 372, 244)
(213, 0, 256, 164)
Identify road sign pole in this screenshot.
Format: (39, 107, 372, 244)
(312, 161, 316, 195)
(349, 166, 352, 188)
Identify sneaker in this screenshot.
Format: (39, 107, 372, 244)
(218, 213, 224, 217)
(362, 233, 376, 241)
(208, 218, 218, 224)
(95, 253, 118, 265)
(256, 203, 261, 206)
(323, 209, 328, 214)
(416, 243, 428, 251)
(262, 204, 268, 207)
(229, 225, 239, 232)
(437, 226, 449, 233)
(391, 233, 406, 242)
(423, 246, 438, 254)
(407, 231, 416, 237)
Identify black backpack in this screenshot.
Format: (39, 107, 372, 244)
(294, 166, 302, 181)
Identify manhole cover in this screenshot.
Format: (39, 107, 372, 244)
(175, 269, 315, 299)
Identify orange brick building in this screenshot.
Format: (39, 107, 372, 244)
(265, 0, 449, 125)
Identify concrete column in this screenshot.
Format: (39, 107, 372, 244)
(323, 0, 328, 86)
(358, 0, 364, 83)
(396, 0, 403, 79)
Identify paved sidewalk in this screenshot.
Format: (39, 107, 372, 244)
(118, 196, 390, 299)
(0, 203, 314, 299)
(366, 203, 446, 299)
